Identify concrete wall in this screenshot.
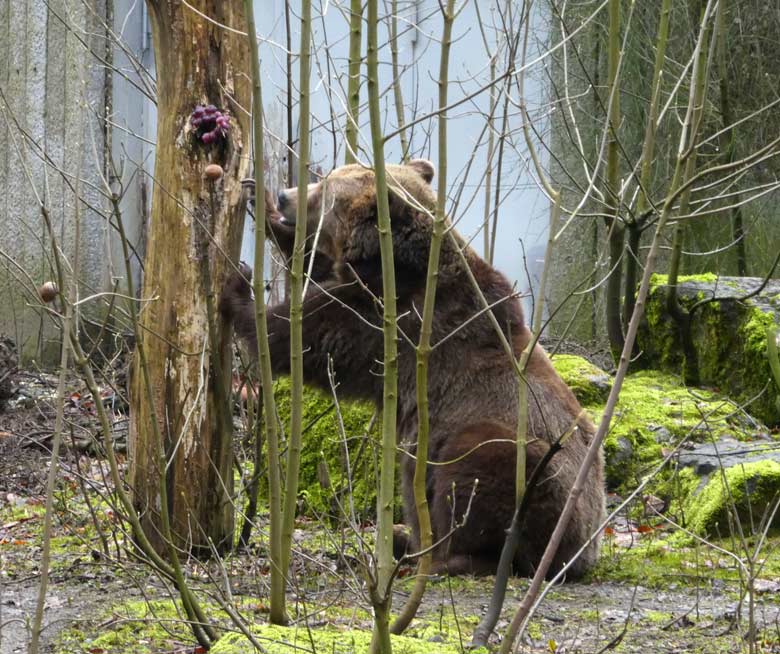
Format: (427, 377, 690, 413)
(0, 0, 113, 361)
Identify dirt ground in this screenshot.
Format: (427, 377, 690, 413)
(2, 372, 780, 654)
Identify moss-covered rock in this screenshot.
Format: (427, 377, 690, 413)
(683, 460, 780, 535)
(211, 624, 464, 654)
(551, 356, 745, 492)
(551, 354, 612, 405)
(637, 274, 780, 425)
(266, 377, 395, 521)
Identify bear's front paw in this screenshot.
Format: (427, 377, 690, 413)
(219, 262, 253, 321)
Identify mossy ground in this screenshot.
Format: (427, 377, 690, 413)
(211, 623, 468, 654)
(593, 527, 780, 589)
(55, 600, 194, 654)
(6, 353, 780, 654)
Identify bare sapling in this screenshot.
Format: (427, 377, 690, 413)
(366, 0, 401, 650)
(390, 0, 456, 635)
(243, 0, 287, 626)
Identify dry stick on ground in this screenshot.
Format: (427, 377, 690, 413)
(389, 0, 456, 636)
(366, 0, 400, 651)
(243, 0, 286, 625)
(498, 5, 720, 651)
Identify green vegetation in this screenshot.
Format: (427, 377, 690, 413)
(551, 354, 612, 405)
(212, 624, 465, 654)
(593, 530, 780, 588)
(56, 600, 192, 654)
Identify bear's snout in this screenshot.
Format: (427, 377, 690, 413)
(277, 191, 297, 226)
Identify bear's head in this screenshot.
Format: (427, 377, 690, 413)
(270, 159, 440, 286)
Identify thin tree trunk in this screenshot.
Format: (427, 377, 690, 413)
(345, 0, 363, 164)
(129, 0, 251, 557)
(624, 0, 672, 327)
(604, 0, 625, 358)
(389, 0, 409, 161)
(243, 0, 287, 625)
(483, 56, 497, 261)
(666, 0, 719, 385)
(279, 0, 312, 596)
(367, 0, 400, 650)
(715, 0, 747, 276)
(390, 0, 455, 635)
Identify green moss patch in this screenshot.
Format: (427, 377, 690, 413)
(598, 370, 742, 490)
(56, 600, 194, 654)
(550, 356, 741, 492)
(266, 377, 392, 521)
(212, 623, 465, 654)
(551, 354, 612, 405)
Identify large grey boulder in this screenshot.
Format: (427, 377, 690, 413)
(637, 275, 780, 426)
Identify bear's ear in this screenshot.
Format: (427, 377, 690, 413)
(407, 159, 435, 184)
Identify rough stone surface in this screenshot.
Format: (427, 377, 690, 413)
(678, 436, 780, 478)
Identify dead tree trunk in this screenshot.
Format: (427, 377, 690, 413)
(129, 0, 251, 557)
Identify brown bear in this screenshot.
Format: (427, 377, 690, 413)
(221, 160, 605, 578)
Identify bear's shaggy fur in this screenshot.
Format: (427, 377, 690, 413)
(221, 160, 605, 578)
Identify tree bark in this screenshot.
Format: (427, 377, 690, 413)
(129, 0, 251, 557)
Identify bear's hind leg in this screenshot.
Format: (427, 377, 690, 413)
(427, 424, 518, 576)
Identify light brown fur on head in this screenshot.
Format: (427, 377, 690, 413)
(273, 160, 438, 269)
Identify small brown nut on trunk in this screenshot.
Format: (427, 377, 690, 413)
(39, 281, 58, 303)
(205, 163, 224, 180)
